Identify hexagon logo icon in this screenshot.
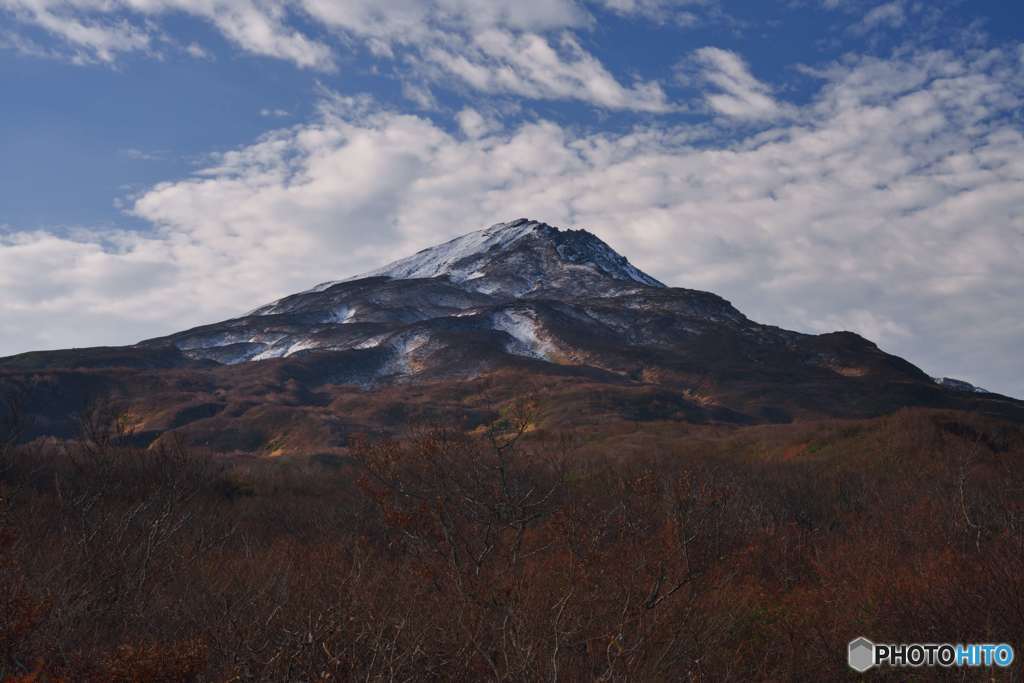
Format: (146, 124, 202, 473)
(849, 637, 876, 673)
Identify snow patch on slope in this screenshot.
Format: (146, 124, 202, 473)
(250, 337, 323, 361)
(383, 332, 431, 376)
(326, 305, 356, 323)
(933, 376, 989, 393)
(492, 310, 556, 360)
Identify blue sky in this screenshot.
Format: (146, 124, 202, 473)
(1, 0, 1023, 396)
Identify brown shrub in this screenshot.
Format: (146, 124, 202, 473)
(0, 407, 1021, 680)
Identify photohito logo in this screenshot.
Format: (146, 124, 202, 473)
(848, 637, 1014, 673)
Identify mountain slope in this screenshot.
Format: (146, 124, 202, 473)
(2, 218, 1021, 451)
(139, 219, 680, 368)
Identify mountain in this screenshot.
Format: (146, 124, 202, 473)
(138, 219, 669, 366)
(1, 218, 1021, 452)
(322, 218, 664, 295)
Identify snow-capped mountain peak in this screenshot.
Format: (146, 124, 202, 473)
(193, 218, 676, 366)
(304, 218, 664, 298)
(356, 218, 545, 283)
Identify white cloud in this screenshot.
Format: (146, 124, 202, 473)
(0, 0, 335, 67)
(0, 28, 71, 59)
(184, 41, 209, 59)
(593, 0, 706, 25)
(456, 107, 500, 138)
(0, 0, 152, 62)
(426, 30, 671, 111)
(1, 0, 680, 111)
(687, 46, 793, 120)
(854, 1, 906, 33)
(0, 229, 181, 350)
(297, 0, 591, 41)
(805, 309, 911, 343)
(120, 148, 167, 161)
(1, 47, 1023, 396)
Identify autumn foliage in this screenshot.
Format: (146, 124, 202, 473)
(1, 401, 1022, 680)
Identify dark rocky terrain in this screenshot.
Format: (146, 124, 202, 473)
(1, 218, 1020, 454)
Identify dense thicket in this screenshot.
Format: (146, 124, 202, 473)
(1, 402, 1022, 681)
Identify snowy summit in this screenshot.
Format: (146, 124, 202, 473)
(312, 218, 665, 297)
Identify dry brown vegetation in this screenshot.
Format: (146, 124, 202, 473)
(1, 398, 1023, 681)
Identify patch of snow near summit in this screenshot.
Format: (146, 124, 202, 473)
(358, 220, 540, 283)
(295, 218, 664, 296)
(492, 310, 555, 360)
(302, 220, 540, 293)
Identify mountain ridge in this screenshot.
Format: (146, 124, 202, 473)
(1, 218, 1021, 451)
(79, 218, 1024, 399)
(267, 218, 664, 306)
(142, 218, 681, 367)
